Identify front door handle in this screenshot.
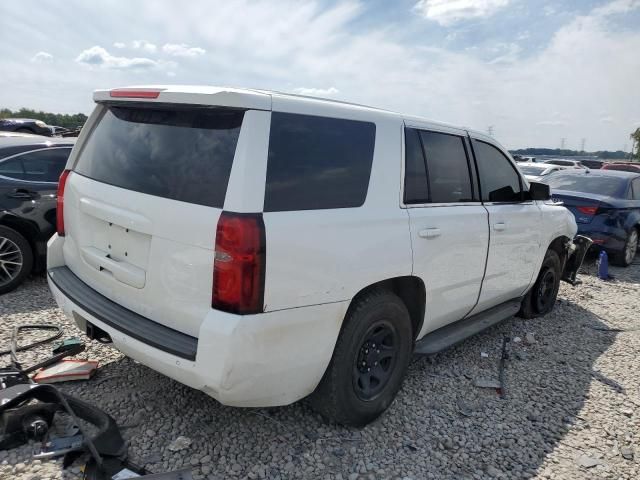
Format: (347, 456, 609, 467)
(7, 188, 38, 199)
(493, 222, 506, 231)
(419, 228, 441, 239)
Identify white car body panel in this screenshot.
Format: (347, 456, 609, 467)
(47, 85, 579, 407)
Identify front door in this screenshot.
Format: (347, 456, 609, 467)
(469, 137, 541, 312)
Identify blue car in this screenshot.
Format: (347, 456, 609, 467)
(545, 169, 640, 267)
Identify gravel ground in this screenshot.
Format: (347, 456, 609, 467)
(0, 258, 638, 480)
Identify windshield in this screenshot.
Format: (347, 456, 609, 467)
(546, 174, 625, 197)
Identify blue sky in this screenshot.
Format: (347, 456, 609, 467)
(1, 0, 639, 150)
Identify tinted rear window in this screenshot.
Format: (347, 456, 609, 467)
(546, 174, 626, 197)
(264, 112, 376, 212)
(75, 105, 244, 208)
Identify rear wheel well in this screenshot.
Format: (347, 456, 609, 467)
(347, 277, 426, 340)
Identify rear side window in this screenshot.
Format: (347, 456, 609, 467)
(631, 178, 640, 200)
(75, 105, 244, 208)
(420, 131, 473, 203)
(0, 158, 25, 180)
(264, 113, 376, 212)
(473, 140, 523, 202)
(0, 148, 70, 182)
(20, 148, 71, 182)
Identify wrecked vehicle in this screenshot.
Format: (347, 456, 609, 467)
(47, 86, 590, 426)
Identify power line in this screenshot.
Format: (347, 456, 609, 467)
(560, 138, 566, 149)
(580, 138, 586, 152)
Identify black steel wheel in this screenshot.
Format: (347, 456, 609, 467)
(518, 249, 562, 318)
(353, 321, 399, 401)
(310, 289, 413, 426)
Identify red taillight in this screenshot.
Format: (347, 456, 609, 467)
(109, 89, 162, 99)
(576, 206, 598, 215)
(56, 169, 71, 236)
(212, 212, 266, 315)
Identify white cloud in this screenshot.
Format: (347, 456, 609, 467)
(536, 120, 568, 127)
(113, 42, 126, 49)
(292, 86, 339, 96)
(414, 0, 510, 26)
(162, 43, 206, 57)
(75, 46, 160, 70)
(600, 116, 615, 124)
(131, 40, 157, 53)
(30, 51, 53, 63)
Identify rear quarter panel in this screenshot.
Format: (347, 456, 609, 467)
(262, 108, 412, 311)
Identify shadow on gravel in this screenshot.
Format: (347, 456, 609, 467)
(0, 274, 57, 315)
(53, 297, 617, 479)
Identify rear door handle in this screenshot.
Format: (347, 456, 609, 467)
(7, 188, 38, 199)
(493, 222, 506, 231)
(418, 228, 441, 239)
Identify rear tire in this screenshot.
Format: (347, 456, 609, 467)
(310, 289, 413, 427)
(0, 226, 33, 294)
(610, 228, 638, 267)
(518, 249, 562, 319)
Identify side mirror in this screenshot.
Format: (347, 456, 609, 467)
(528, 181, 550, 201)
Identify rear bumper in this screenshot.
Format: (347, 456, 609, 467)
(576, 225, 626, 252)
(48, 267, 347, 407)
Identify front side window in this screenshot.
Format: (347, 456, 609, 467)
(264, 112, 376, 212)
(473, 140, 523, 202)
(420, 131, 473, 203)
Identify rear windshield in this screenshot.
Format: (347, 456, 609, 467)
(546, 174, 626, 197)
(75, 105, 244, 208)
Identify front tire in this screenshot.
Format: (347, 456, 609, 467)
(0, 226, 33, 294)
(310, 290, 413, 426)
(518, 249, 562, 319)
(611, 228, 638, 267)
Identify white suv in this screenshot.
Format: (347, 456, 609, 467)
(47, 86, 589, 426)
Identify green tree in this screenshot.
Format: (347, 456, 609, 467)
(0, 107, 87, 129)
(631, 128, 640, 161)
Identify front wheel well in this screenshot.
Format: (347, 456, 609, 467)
(547, 235, 571, 266)
(347, 277, 426, 340)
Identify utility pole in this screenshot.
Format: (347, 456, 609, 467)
(487, 126, 494, 137)
(580, 138, 586, 152)
(560, 138, 566, 149)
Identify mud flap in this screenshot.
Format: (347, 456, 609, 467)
(562, 235, 593, 285)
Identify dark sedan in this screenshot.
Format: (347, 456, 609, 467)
(0, 136, 75, 293)
(0, 118, 55, 136)
(545, 170, 640, 266)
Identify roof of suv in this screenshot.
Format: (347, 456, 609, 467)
(94, 85, 493, 142)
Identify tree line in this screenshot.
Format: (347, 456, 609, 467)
(0, 108, 87, 129)
(509, 147, 630, 160)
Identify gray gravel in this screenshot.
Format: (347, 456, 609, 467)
(0, 257, 638, 479)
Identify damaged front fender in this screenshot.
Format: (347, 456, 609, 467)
(562, 235, 593, 285)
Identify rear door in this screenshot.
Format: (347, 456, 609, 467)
(64, 103, 246, 337)
(0, 147, 71, 236)
(404, 124, 489, 335)
(469, 137, 541, 312)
